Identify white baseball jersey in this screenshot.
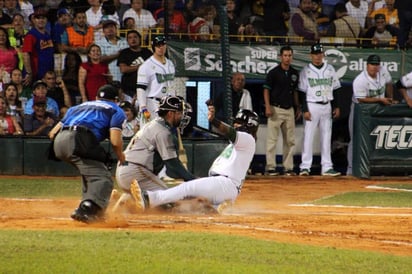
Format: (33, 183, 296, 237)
(137, 56, 176, 99)
(352, 66, 392, 103)
(399, 71, 412, 98)
(298, 63, 341, 103)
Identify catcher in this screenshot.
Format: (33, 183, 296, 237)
(113, 95, 195, 211)
(129, 103, 259, 213)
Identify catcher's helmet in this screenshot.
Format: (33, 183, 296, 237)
(151, 35, 166, 51)
(233, 109, 259, 137)
(157, 95, 192, 128)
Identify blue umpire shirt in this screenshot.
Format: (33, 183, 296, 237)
(60, 100, 126, 142)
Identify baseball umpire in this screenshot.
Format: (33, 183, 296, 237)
(113, 95, 195, 211)
(129, 104, 259, 213)
(48, 84, 126, 223)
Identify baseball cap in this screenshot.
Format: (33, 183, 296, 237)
(310, 43, 324, 54)
(102, 19, 117, 28)
(119, 101, 133, 110)
(57, 8, 69, 17)
(33, 95, 47, 106)
(97, 84, 119, 100)
(32, 80, 47, 89)
(367, 54, 381, 65)
(374, 13, 386, 21)
(152, 35, 167, 47)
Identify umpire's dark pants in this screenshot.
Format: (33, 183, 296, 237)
(53, 130, 113, 210)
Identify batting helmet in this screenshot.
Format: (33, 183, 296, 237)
(233, 109, 259, 137)
(151, 35, 166, 51)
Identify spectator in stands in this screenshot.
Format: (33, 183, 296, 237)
(62, 51, 82, 105)
(58, 0, 90, 17)
(347, 54, 393, 175)
(79, 44, 110, 102)
(22, 7, 55, 84)
(321, 0, 344, 20)
(42, 71, 72, 112)
(154, 0, 187, 34)
(346, 0, 369, 30)
(362, 13, 399, 47)
(182, 0, 196, 24)
(0, 26, 18, 76)
(117, 30, 151, 103)
(8, 14, 27, 70)
(24, 80, 60, 117)
(225, 0, 245, 42)
(18, 1, 34, 26)
(122, 0, 157, 37)
(4, 82, 22, 122)
(188, 4, 215, 41)
(290, 0, 319, 43)
(117, 0, 131, 23)
(95, 19, 127, 82)
(10, 69, 30, 101)
(60, 9, 94, 54)
(3, 0, 20, 19)
(395, 0, 412, 49)
(326, 3, 362, 45)
(52, 8, 73, 52)
(119, 100, 139, 138)
(368, 0, 398, 29)
(86, 0, 104, 40)
(23, 94, 58, 136)
(312, 0, 330, 37)
(0, 95, 23, 135)
(100, 0, 120, 27)
(122, 16, 136, 29)
(261, 0, 290, 44)
(0, 0, 12, 28)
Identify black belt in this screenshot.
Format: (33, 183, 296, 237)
(272, 103, 292, 109)
(312, 101, 329, 105)
(61, 125, 90, 133)
(148, 97, 161, 102)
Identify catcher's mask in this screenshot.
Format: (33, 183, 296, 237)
(233, 109, 259, 138)
(157, 95, 192, 129)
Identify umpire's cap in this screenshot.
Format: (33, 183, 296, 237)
(157, 95, 184, 112)
(97, 84, 119, 100)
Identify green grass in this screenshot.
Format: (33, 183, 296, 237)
(0, 230, 411, 274)
(313, 192, 412, 207)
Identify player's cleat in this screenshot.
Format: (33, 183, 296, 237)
(265, 169, 279, 176)
(322, 169, 341, 177)
(111, 193, 132, 213)
(284, 170, 296, 176)
(70, 200, 104, 224)
(130, 179, 148, 212)
(299, 169, 310, 176)
(217, 200, 232, 214)
(110, 189, 120, 201)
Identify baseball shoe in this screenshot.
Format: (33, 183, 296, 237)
(322, 169, 341, 177)
(71, 200, 104, 224)
(284, 170, 296, 176)
(217, 200, 232, 214)
(265, 169, 279, 176)
(299, 169, 310, 176)
(130, 179, 148, 212)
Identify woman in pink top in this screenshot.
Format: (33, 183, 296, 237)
(0, 26, 18, 76)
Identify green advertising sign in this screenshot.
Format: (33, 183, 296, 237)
(168, 42, 408, 83)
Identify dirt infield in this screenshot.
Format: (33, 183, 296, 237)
(1, 176, 411, 256)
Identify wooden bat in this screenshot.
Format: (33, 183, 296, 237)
(177, 128, 188, 169)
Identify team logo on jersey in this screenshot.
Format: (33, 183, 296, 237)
(371, 125, 412, 149)
(324, 49, 348, 80)
(184, 48, 201, 71)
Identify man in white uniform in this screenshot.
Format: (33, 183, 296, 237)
(347, 54, 393, 175)
(298, 43, 342, 176)
(130, 106, 259, 212)
(395, 70, 412, 108)
(137, 35, 175, 125)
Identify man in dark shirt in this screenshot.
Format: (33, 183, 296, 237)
(263, 0, 290, 44)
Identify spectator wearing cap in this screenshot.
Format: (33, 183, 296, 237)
(23, 94, 58, 136)
(23, 80, 60, 117)
(347, 54, 393, 175)
(52, 8, 73, 52)
(368, 0, 398, 29)
(362, 13, 399, 47)
(95, 19, 127, 82)
(22, 6, 54, 84)
(122, 0, 157, 37)
(48, 84, 126, 223)
(119, 100, 139, 138)
(58, 0, 90, 16)
(60, 9, 94, 54)
(298, 43, 342, 177)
